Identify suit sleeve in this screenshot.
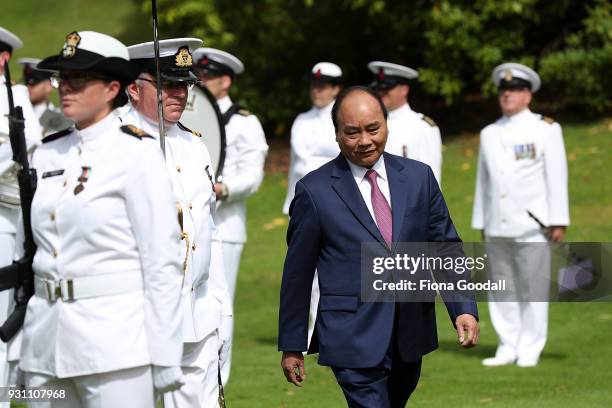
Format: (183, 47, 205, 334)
(544, 123, 570, 226)
(426, 166, 479, 324)
(278, 180, 320, 352)
(222, 116, 269, 204)
(471, 137, 487, 231)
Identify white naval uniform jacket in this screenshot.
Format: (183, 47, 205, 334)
(15, 113, 183, 378)
(471, 109, 570, 237)
(384, 103, 442, 184)
(282, 101, 340, 214)
(0, 76, 43, 234)
(120, 107, 232, 344)
(215, 96, 268, 244)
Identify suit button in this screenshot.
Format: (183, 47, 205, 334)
(50, 212, 56, 221)
(52, 249, 58, 258)
(188, 203, 193, 210)
(192, 243, 197, 251)
(63, 180, 67, 187)
(176, 165, 181, 173)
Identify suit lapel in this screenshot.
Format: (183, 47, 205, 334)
(331, 156, 386, 246)
(385, 153, 409, 244)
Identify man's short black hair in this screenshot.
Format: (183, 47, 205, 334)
(331, 85, 388, 133)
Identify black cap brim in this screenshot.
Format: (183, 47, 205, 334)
(38, 49, 139, 82)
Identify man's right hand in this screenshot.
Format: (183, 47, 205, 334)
(281, 351, 306, 387)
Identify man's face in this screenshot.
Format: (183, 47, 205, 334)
(27, 80, 54, 105)
(377, 84, 408, 111)
(198, 73, 230, 100)
(498, 87, 532, 117)
(310, 82, 340, 108)
(336, 91, 388, 168)
(130, 73, 189, 125)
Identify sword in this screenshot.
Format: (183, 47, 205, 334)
(151, 0, 166, 157)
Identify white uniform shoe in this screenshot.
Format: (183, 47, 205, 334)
(482, 356, 516, 366)
(516, 357, 539, 367)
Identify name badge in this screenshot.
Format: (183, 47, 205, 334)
(42, 169, 65, 179)
(514, 143, 536, 160)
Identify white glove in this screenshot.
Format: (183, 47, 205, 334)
(152, 365, 185, 394)
(218, 314, 233, 367)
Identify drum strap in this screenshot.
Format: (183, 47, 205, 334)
(222, 104, 242, 126)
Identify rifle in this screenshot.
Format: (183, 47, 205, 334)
(0, 60, 37, 342)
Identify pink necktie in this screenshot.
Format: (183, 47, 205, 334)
(365, 169, 392, 247)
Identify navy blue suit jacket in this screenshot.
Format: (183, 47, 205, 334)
(278, 153, 478, 368)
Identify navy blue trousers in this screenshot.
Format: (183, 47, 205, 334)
(331, 304, 422, 408)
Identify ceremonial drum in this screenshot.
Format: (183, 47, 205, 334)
(180, 84, 226, 180)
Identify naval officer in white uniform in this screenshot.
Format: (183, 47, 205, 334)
(15, 30, 184, 407)
(283, 62, 342, 214)
(472, 62, 569, 367)
(124, 37, 232, 408)
(368, 61, 442, 184)
(193, 47, 269, 385)
(0, 26, 42, 404)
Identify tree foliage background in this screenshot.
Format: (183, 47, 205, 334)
(139, 0, 611, 136)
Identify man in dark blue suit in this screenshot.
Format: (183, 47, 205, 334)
(278, 86, 479, 407)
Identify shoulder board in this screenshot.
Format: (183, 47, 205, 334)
(177, 122, 201, 137)
(420, 114, 437, 127)
(540, 115, 556, 125)
(42, 127, 72, 144)
(238, 108, 251, 117)
(120, 125, 154, 139)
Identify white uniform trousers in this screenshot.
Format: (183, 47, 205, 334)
(486, 231, 550, 363)
(163, 331, 220, 408)
(220, 242, 243, 385)
(0, 232, 14, 408)
(25, 365, 153, 408)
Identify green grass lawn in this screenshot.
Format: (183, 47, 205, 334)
(227, 118, 612, 407)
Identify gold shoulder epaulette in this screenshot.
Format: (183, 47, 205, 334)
(541, 116, 555, 125)
(421, 115, 437, 127)
(120, 125, 154, 139)
(238, 108, 251, 117)
(177, 122, 201, 137)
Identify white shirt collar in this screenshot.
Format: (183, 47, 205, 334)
(503, 107, 532, 125)
(121, 104, 178, 139)
(388, 103, 410, 120)
(314, 100, 335, 118)
(346, 153, 388, 184)
(217, 95, 232, 114)
(75, 112, 118, 145)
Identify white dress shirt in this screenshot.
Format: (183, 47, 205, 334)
(472, 108, 570, 237)
(215, 95, 268, 243)
(283, 101, 340, 214)
(16, 113, 183, 378)
(385, 103, 442, 184)
(120, 107, 232, 344)
(346, 154, 392, 226)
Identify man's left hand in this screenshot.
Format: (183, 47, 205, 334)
(455, 314, 479, 348)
